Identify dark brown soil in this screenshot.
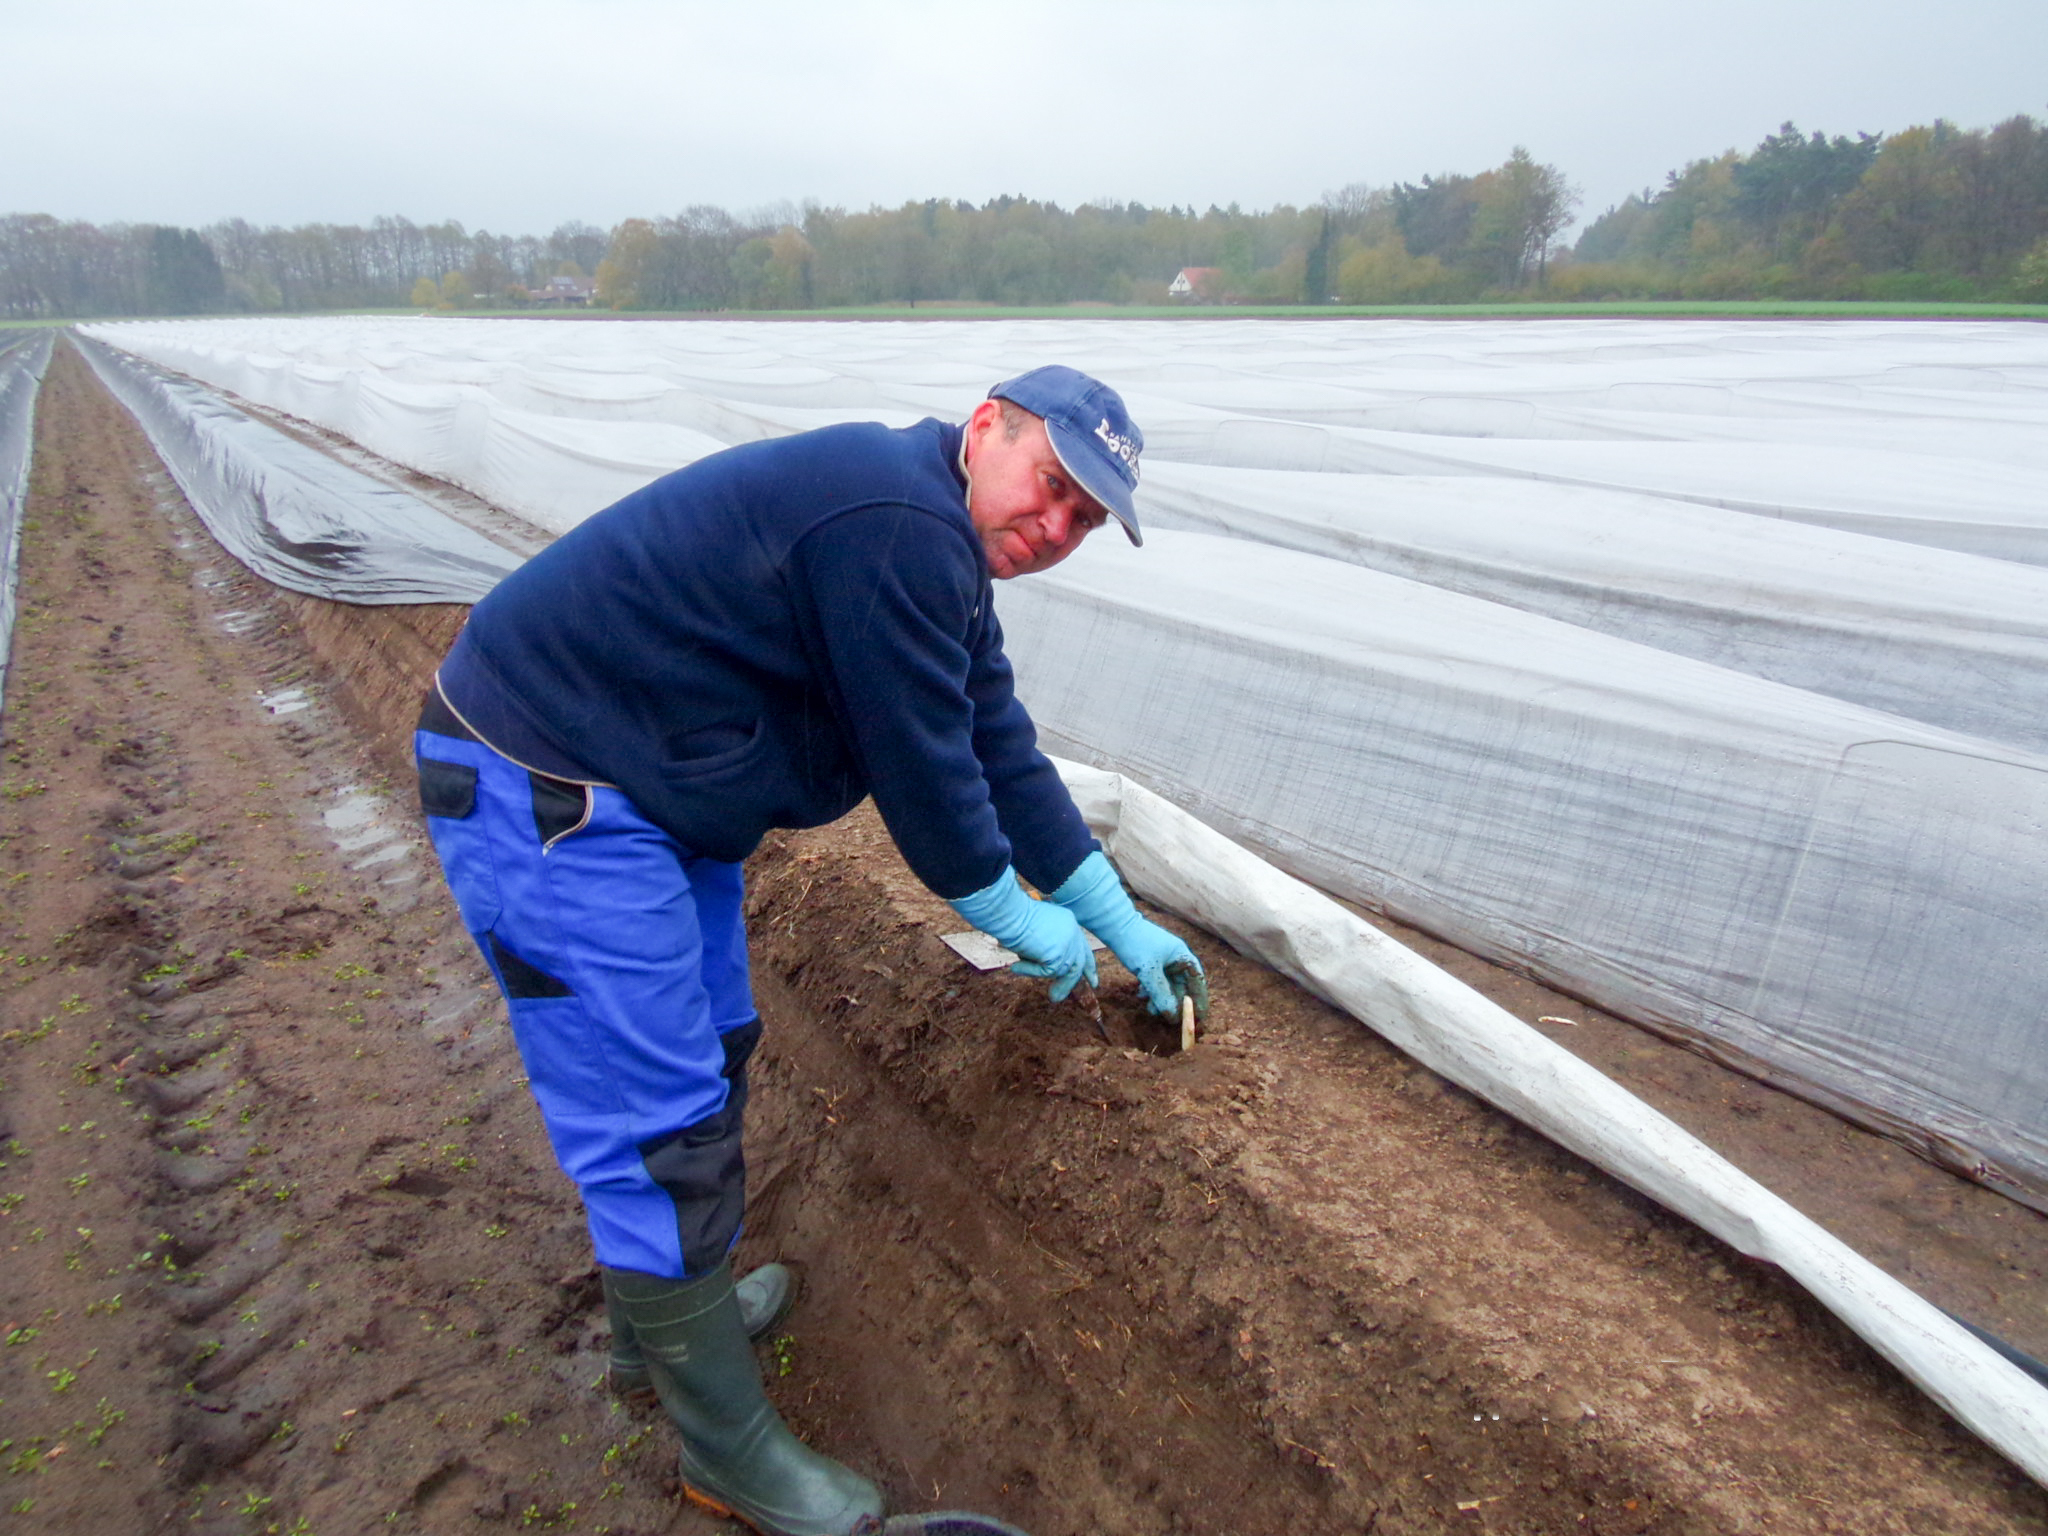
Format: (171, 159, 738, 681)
(1, 341, 700, 1536)
(2, 334, 2044, 1536)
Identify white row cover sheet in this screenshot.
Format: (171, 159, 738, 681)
(82, 318, 2048, 754)
(85, 315, 2048, 563)
(78, 316, 2048, 1211)
(0, 330, 54, 718)
(1006, 530, 2048, 1208)
(1139, 462, 2048, 756)
(1058, 757, 2048, 1489)
(75, 337, 520, 605)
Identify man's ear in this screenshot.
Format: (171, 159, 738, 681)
(964, 399, 1001, 462)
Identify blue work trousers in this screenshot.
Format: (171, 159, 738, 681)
(415, 706, 758, 1280)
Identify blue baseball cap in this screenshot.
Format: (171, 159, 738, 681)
(988, 365, 1144, 546)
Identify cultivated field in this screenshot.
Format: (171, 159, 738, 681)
(2, 329, 2045, 1534)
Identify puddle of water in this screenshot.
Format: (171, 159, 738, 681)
(146, 444, 484, 1026)
(322, 793, 379, 834)
(319, 784, 422, 897)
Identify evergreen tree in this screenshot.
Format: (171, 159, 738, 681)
(144, 226, 226, 314)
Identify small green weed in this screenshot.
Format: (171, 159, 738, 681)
(87, 1400, 123, 1446)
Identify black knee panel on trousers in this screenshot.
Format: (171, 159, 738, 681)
(637, 1018, 762, 1276)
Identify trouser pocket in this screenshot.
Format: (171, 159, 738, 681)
(530, 771, 591, 848)
(418, 757, 478, 820)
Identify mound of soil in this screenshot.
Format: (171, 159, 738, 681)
(3, 336, 2044, 1536)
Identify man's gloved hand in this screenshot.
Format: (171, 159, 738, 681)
(1048, 851, 1208, 1018)
(948, 866, 1098, 1003)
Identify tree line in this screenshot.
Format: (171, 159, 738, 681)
(1565, 116, 2048, 301)
(0, 214, 609, 319)
(4, 112, 2044, 319)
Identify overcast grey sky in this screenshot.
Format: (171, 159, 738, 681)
(7, 0, 2044, 237)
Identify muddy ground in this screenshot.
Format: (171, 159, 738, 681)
(2, 334, 2045, 1535)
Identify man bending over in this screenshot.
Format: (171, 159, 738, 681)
(415, 366, 1204, 1536)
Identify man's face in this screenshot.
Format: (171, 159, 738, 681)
(962, 399, 1110, 579)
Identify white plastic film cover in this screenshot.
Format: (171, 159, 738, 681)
(0, 330, 54, 718)
(84, 312, 2048, 559)
(1138, 462, 2048, 757)
(75, 336, 520, 604)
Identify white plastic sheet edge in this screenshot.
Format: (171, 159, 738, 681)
(0, 332, 55, 720)
(1052, 756, 2048, 1487)
(73, 336, 519, 606)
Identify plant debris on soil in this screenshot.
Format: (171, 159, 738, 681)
(3, 335, 2046, 1536)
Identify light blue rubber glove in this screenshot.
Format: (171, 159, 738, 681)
(1048, 851, 1208, 1018)
(948, 867, 1098, 1003)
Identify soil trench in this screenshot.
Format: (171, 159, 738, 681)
(2, 334, 2044, 1535)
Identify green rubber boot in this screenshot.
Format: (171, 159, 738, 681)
(604, 1261, 882, 1536)
(607, 1262, 796, 1404)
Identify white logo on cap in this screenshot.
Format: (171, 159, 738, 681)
(1093, 417, 1140, 479)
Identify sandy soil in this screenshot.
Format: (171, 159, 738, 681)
(1, 335, 2044, 1535)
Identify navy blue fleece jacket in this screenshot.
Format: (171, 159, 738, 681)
(436, 417, 1096, 900)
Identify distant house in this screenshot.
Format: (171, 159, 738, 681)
(536, 274, 595, 306)
(1169, 266, 1223, 303)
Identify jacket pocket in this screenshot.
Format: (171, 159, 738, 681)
(657, 719, 765, 781)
